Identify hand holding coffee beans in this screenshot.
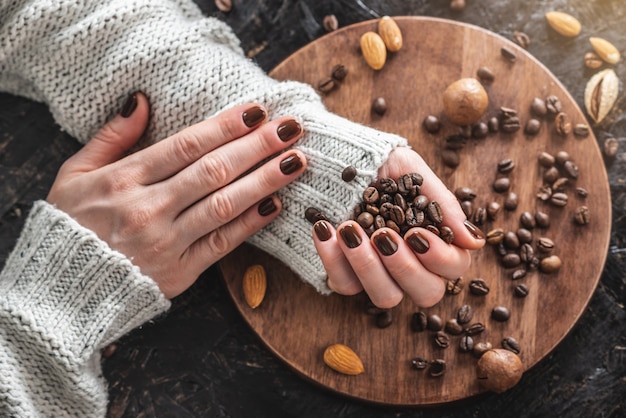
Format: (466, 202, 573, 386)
(311, 147, 486, 309)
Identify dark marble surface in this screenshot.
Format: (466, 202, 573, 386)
(1, 1, 625, 417)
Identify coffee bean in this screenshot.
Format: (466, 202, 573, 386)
(535, 211, 550, 228)
(357, 211, 374, 228)
(411, 357, 429, 370)
(497, 242, 508, 257)
(331, 63, 347, 81)
(413, 195, 429, 210)
(502, 253, 521, 268)
(372, 97, 387, 115)
(342, 165, 357, 182)
(552, 177, 569, 192)
(472, 207, 487, 226)
(446, 277, 464, 295)
(455, 187, 477, 201)
(457, 304, 474, 324)
(423, 115, 441, 133)
(513, 31, 531, 49)
(365, 204, 380, 216)
(504, 192, 519, 211)
(379, 178, 398, 193)
(524, 118, 541, 135)
(323, 14, 339, 32)
(445, 134, 468, 150)
(464, 323, 485, 335)
(410, 173, 424, 186)
(550, 192, 568, 207)
(379, 202, 393, 219)
(390, 205, 405, 225)
(502, 337, 521, 354)
(491, 306, 511, 322)
(469, 278, 490, 295)
(476, 66, 495, 83)
(519, 243, 534, 263)
(543, 166, 559, 183)
(374, 214, 386, 229)
(501, 115, 521, 133)
(428, 359, 446, 377)
(472, 122, 489, 139)
(574, 205, 590, 225)
(434, 331, 450, 349)
(555, 150, 570, 166)
(473, 342, 493, 358)
(427, 314, 444, 331)
(318, 77, 336, 94)
(364, 298, 387, 315)
(380, 194, 394, 205)
(459, 125, 472, 138)
(503, 231, 520, 250)
(576, 187, 589, 198)
(519, 211, 535, 229)
(536, 237, 555, 253)
(538, 151, 555, 167)
(405, 207, 425, 227)
(488, 116, 499, 133)
(426, 225, 440, 236)
(376, 310, 393, 328)
(512, 268, 527, 280)
(563, 160, 579, 179)
(517, 228, 533, 244)
(604, 137, 619, 158)
(545, 95, 562, 116)
(363, 186, 380, 203)
(426, 201, 444, 224)
(450, 0, 466, 12)
(493, 177, 511, 193)
(536, 185, 552, 201)
(461, 200, 473, 217)
(397, 174, 414, 195)
(573, 123, 590, 138)
(411, 311, 428, 332)
(305, 207, 329, 224)
(486, 228, 504, 245)
(514, 283, 529, 298)
(531, 97, 548, 117)
(440, 226, 454, 244)
(445, 318, 464, 335)
(487, 201, 501, 221)
(501, 46, 517, 62)
(497, 158, 515, 174)
(459, 335, 474, 352)
(555, 112, 572, 136)
(540, 255, 562, 274)
(386, 219, 401, 234)
(528, 256, 540, 271)
(442, 149, 461, 168)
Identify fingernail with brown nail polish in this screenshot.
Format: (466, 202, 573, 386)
(120, 93, 138, 118)
(277, 119, 302, 142)
(280, 153, 303, 175)
(339, 224, 362, 249)
(258, 197, 277, 216)
(242, 105, 266, 127)
(464, 220, 485, 240)
(406, 230, 430, 254)
(374, 231, 398, 256)
(314, 220, 332, 242)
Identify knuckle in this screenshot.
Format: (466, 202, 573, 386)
(122, 206, 154, 233)
(204, 229, 231, 258)
(208, 192, 236, 224)
(105, 170, 135, 194)
(172, 132, 205, 163)
(200, 155, 230, 186)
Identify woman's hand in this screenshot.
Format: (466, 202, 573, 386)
(313, 147, 485, 309)
(47, 94, 306, 298)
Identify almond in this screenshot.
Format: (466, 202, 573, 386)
(242, 264, 267, 309)
(378, 16, 403, 52)
(545, 11, 581, 37)
(323, 343, 365, 375)
(590, 37, 621, 64)
(584, 68, 619, 124)
(360, 31, 387, 70)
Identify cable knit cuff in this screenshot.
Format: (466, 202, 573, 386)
(0, 201, 171, 361)
(248, 96, 408, 294)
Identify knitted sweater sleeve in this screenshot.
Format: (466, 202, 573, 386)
(0, 201, 171, 417)
(0, 0, 408, 293)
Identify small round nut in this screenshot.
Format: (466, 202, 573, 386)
(443, 78, 489, 126)
(477, 348, 523, 393)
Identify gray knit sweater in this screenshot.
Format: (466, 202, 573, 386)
(0, 0, 406, 415)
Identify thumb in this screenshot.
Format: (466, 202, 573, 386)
(65, 92, 150, 173)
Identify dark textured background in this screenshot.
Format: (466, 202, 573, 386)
(1, 1, 625, 417)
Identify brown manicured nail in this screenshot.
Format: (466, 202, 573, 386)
(242, 105, 266, 127)
(374, 231, 398, 256)
(464, 220, 485, 240)
(258, 197, 277, 216)
(279, 153, 303, 175)
(314, 220, 332, 242)
(406, 230, 430, 254)
(120, 93, 138, 118)
(339, 224, 362, 248)
(277, 119, 302, 142)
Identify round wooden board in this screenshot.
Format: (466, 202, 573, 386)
(219, 17, 611, 406)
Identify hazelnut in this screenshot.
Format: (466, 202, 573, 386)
(476, 348, 523, 393)
(443, 78, 489, 126)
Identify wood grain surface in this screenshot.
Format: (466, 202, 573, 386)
(219, 17, 611, 406)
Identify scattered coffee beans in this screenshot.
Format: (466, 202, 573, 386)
(491, 306, 511, 322)
(502, 337, 521, 354)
